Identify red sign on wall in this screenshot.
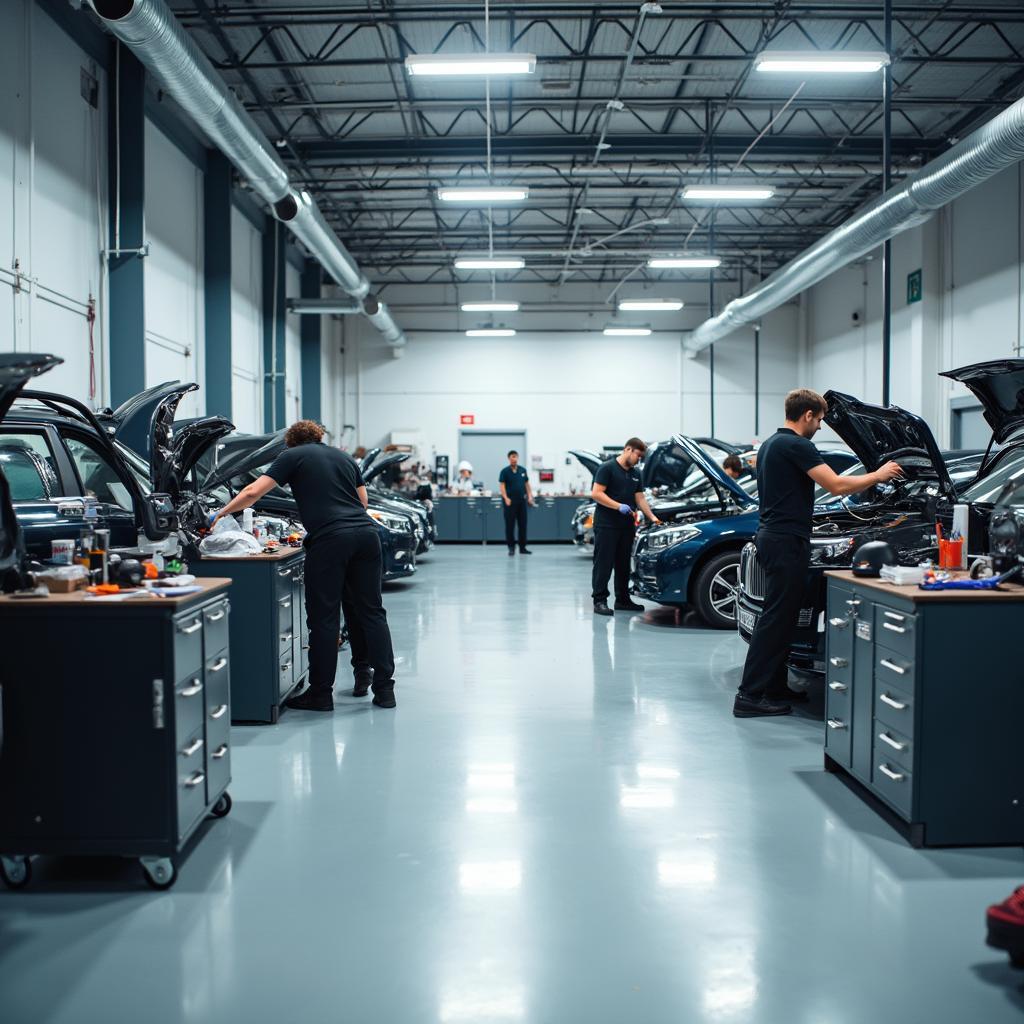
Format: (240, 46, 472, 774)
(460, 414, 475, 425)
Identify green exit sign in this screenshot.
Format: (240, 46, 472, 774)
(907, 268, 923, 304)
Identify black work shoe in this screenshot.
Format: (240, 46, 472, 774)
(285, 690, 334, 713)
(593, 601, 613, 616)
(614, 599, 644, 611)
(767, 686, 809, 704)
(352, 671, 373, 698)
(371, 686, 397, 709)
(732, 695, 792, 718)
(519, 548, 532, 555)
(508, 548, 515, 557)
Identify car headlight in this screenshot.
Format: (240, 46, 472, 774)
(369, 509, 411, 533)
(647, 524, 701, 551)
(808, 536, 857, 565)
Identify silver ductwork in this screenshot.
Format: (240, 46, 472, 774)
(363, 298, 405, 346)
(687, 94, 1024, 352)
(89, 0, 404, 345)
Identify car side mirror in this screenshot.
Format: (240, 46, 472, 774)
(140, 492, 177, 540)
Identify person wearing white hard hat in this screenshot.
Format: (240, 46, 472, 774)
(449, 460, 480, 494)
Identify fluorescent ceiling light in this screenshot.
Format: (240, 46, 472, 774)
(603, 327, 652, 336)
(454, 257, 525, 271)
(461, 301, 520, 312)
(467, 328, 516, 337)
(754, 50, 890, 74)
(618, 299, 684, 312)
(406, 53, 536, 77)
(648, 256, 722, 270)
(438, 187, 528, 203)
(682, 186, 774, 201)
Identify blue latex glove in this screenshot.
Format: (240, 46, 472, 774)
(618, 503, 633, 516)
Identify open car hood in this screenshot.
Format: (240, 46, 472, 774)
(940, 359, 1024, 446)
(359, 446, 383, 474)
(823, 391, 955, 498)
(363, 451, 407, 486)
(106, 380, 198, 459)
(155, 416, 235, 498)
(569, 449, 605, 477)
(203, 431, 287, 490)
(642, 436, 739, 491)
(670, 434, 757, 509)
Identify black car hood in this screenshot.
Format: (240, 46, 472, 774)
(360, 447, 383, 474)
(670, 435, 757, 509)
(156, 417, 235, 498)
(363, 451, 407, 486)
(940, 359, 1024, 445)
(203, 431, 287, 490)
(105, 380, 199, 460)
(569, 449, 605, 477)
(642, 436, 740, 492)
(823, 390, 955, 498)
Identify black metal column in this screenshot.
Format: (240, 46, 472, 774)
(881, 0, 893, 406)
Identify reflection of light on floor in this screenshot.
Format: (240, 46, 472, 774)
(459, 860, 522, 892)
(702, 942, 758, 1017)
(466, 798, 518, 814)
(290, 751, 311, 796)
(440, 984, 525, 1021)
(335, 742, 345, 769)
(657, 851, 717, 887)
(620, 785, 675, 809)
(467, 772, 515, 791)
(637, 763, 680, 780)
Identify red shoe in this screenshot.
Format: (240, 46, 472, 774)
(986, 886, 1024, 967)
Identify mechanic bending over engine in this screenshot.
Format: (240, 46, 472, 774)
(734, 389, 903, 719)
(212, 420, 397, 712)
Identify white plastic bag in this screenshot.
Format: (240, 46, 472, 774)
(199, 514, 263, 557)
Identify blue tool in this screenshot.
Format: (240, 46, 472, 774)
(919, 567, 1020, 591)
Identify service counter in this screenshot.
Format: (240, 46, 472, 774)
(434, 495, 588, 543)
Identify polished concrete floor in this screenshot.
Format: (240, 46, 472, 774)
(1, 545, 1022, 1022)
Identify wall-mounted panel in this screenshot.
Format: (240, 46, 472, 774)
(285, 262, 302, 425)
(230, 206, 262, 432)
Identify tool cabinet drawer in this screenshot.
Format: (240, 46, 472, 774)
(176, 726, 207, 840)
(173, 609, 205, 677)
(206, 734, 230, 801)
(203, 599, 230, 657)
(871, 750, 914, 820)
(276, 590, 295, 635)
(174, 672, 205, 743)
(279, 650, 295, 698)
(874, 720, 914, 775)
(874, 647, 915, 693)
(874, 681, 915, 737)
(824, 707, 852, 768)
(872, 604, 916, 659)
(278, 616, 296, 658)
(205, 647, 230, 714)
(275, 562, 297, 598)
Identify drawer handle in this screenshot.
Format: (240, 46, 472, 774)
(278, 568, 292, 578)
(280, 632, 294, 643)
(829, 617, 849, 629)
(211, 743, 229, 760)
(280, 598, 292, 609)
(828, 681, 848, 692)
(879, 658, 906, 676)
(281, 661, 292, 672)
(210, 703, 228, 720)
(882, 622, 907, 635)
(878, 731, 907, 752)
(206, 609, 226, 622)
(184, 770, 206, 788)
(826, 718, 847, 730)
(209, 658, 228, 673)
(178, 619, 202, 635)
(829, 656, 848, 668)
(845, 599, 861, 608)
(877, 763, 905, 782)
(883, 610, 906, 623)
(879, 692, 908, 710)
(180, 679, 203, 697)
(182, 737, 204, 757)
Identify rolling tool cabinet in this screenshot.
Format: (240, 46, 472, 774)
(0, 579, 233, 890)
(823, 571, 1024, 847)
(434, 496, 588, 542)
(192, 549, 308, 723)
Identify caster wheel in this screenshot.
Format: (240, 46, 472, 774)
(0, 855, 32, 889)
(210, 792, 232, 818)
(140, 858, 177, 891)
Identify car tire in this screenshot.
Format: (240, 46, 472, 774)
(692, 551, 742, 629)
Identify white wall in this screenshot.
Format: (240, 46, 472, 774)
(230, 207, 262, 432)
(284, 261, 302, 424)
(0, 0, 107, 402)
(144, 118, 204, 418)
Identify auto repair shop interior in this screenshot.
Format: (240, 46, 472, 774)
(3, 1, 1024, 1021)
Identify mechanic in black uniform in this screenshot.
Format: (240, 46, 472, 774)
(734, 389, 902, 718)
(212, 420, 397, 711)
(590, 437, 662, 616)
(499, 450, 535, 556)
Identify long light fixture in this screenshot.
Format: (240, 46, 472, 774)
(405, 53, 536, 77)
(467, 328, 516, 337)
(604, 327, 652, 336)
(754, 50, 890, 74)
(438, 187, 528, 203)
(648, 256, 722, 269)
(461, 301, 520, 312)
(618, 299, 684, 312)
(682, 185, 774, 201)
(454, 257, 525, 271)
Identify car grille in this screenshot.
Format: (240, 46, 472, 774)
(740, 542, 766, 601)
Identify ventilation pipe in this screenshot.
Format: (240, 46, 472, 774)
(686, 94, 1024, 352)
(89, 0, 404, 346)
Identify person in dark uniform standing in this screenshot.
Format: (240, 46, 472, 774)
(734, 390, 902, 718)
(499, 450, 535, 556)
(212, 420, 397, 711)
(591, 437, 661, 615)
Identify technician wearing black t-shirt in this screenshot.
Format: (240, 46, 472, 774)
(212, 420, 397, 712)
(590, 437, 662, 616)
(735, 390, 902, 719)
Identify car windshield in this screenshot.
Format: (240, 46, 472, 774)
(959, 446, 1024, 505)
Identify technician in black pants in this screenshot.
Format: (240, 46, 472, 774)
(735, 389, 902, 718)
(212, 420, 397, 711)
(499, 449, 535, 555)
(591, 437, 661, 615)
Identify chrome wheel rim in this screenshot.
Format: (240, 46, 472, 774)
(709, 563, 740, 619)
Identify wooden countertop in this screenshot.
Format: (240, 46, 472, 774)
(199, 546, 304, 562)
(0, 577, 232, 609)
(825, 569, 1024, 602)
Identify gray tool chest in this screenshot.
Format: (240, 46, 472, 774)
(823, 571, 1024, 847)
(0, 579, 233, 889)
